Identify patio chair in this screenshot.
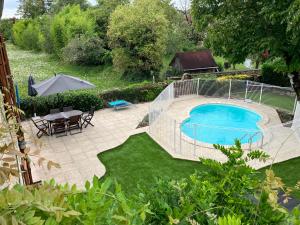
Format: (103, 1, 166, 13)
(31, 117, 49, 138)
(50, 108, 60, 114)
(68, 115, 82, 135)
(51, 118, 68, 137)
(82, 106, 95, 128)
(63, 106, 73, 112)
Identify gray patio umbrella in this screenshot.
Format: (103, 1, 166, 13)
(28, 75, 37, 96)
(32, 73, 95, 96)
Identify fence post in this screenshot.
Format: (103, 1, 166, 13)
(179, 125, 182, 154)
(259, 83, 263, 104)
(228, 79, 232, 99)
(193, 124, 196, 156)
(293, 96, 298, 114)
(173, 120, 176, 153)
(197, 78, 200, 95)
(244, 80, 249, 100)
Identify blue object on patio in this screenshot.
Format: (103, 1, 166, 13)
(108, 100, 131, 110)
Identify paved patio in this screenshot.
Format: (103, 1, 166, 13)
(22, 103, 149, 188)
(22, 96, 300, 188)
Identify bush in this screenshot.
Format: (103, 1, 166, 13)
(50, 5, 96, 55)
(108, 0, 169, 79)
(20, 90, 103, 117)
(217, 61, 224, 71)
(20, 82, 167, 117)
(261, 63, 290, 87)
(12, 18, 41, 50)
(0, 18, 15, 41)
(100, 82, 167, 105)
(36, 16, 54, 53)
(62, 35, 110, 65)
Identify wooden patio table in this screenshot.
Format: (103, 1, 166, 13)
(43, 110, 82, 135)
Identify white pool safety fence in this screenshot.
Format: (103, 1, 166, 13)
(148, 79, 300, 162)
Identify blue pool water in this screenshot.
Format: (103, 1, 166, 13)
(181, 104, 262, 145)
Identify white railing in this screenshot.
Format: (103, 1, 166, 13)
(149, 78, 299, 162)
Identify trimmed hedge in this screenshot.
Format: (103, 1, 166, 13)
(20, 82, 167, 117)
(261, 63, 290, 87)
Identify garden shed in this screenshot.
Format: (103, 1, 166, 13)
(169, 50, 218, 73)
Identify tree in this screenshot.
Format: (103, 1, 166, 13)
(17, 0, 51, 18)
(50, 5, 96, 55)
(0, 0, 3, 19)
(49, 0, 89, 13)
(191, 0, 300, 99)
(90, 0, 128, 41)
(108, 0, 169, 79)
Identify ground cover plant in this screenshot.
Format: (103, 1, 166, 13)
(2, 133, 300, 224)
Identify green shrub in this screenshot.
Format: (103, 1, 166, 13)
(0, 18, 15, 41)
(20, 90, 103, 117)
(12, 19, 28, 47)
(50, 5, 96, 55)
(261, 63, 290, 87)
(100, 82, 167, 105)
(37, 16, 54, 53)
(20, 82, 167, 117)
(217, 61, 224, 72)
(12, 18, 41, 50)
(62, 35, 110, 65)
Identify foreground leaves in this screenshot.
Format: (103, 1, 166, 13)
(0, 177, 149, 225)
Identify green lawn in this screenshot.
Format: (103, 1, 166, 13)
(232, 90, 296, 112)
(98, 133, 300, 197)
(259, 158, 300, 198)
(214, 56, 247, 71)
(98, 133, 208, 194)
(7, 44, 136, 97)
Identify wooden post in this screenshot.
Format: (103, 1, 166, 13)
(0, 34, 33, 185)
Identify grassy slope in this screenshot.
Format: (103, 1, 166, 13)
(99, 133, 300, 197)
(214, 56, 247, 70)
(7, 44, 135, 97)
(98, 133, 208, 194)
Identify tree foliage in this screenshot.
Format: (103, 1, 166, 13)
(0, 19, 15, 41)
(191, 0, 300, 97)
(50, 5, 96, 55)
(108, 0, 169, 79)
(17, 0, 52, 18)
(50, 0, 89, 13)
(62, 35, 110, 65)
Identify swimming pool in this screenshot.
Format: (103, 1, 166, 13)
(181, 104, 262, 145)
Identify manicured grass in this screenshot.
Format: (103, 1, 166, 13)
(98, 133, 300, 197)
(98, 133, 208, 194)
(232, 90, 296, 112)
(7, 44, 136, 97)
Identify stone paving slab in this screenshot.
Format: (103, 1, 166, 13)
(23, 103, 149, 189)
